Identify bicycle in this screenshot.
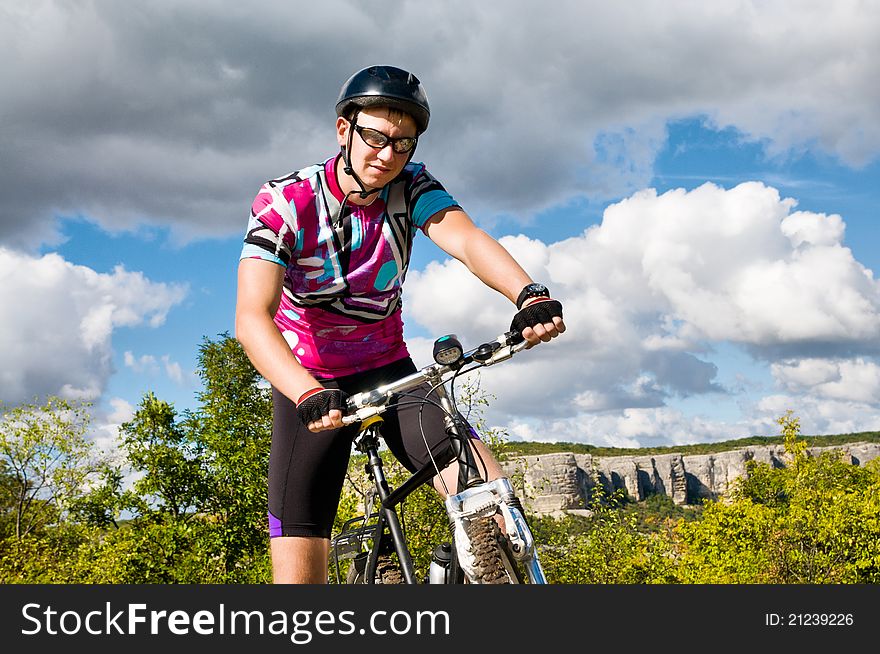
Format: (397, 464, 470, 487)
(329, 329, 548, 585)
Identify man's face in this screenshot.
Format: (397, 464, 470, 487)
(337, 106, 418, 190)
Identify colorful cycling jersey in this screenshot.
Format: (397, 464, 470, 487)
(240, 154, 459, 378)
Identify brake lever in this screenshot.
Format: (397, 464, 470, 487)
(473, 331, 529, 366)
(471, 341, 501, 362)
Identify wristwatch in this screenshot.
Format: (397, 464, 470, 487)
(516, 283, 550, 310)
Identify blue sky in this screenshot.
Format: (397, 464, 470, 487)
(3, 1, 879, 450)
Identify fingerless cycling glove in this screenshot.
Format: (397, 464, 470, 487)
(510, 298, 564, 342)
(295, 388, 349, 425)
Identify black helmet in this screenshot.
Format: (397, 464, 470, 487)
(336, 65, 430, 133)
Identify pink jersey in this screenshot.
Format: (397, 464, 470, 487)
(241, 155, 459, 378)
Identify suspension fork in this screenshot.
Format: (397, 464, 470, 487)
(425, 377, 548, 583)
(356, 418, 417, 584)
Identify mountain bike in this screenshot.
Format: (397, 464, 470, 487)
(329, 329, 547, 584)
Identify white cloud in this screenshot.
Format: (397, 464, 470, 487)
(781, 211, 846, 249)
(88, 397, 135, 462)
(505, 408, 742, 449)
(124, 350, 189, 386)
(587, 182, 880, 346)
(755, 393, 880, 437)
(124, 351, 159, 374)
(772, 358, 880, 404)
(2, 1, 879, 244)
(0, 248, 188, 405)
(404, 181, 880, 445)
(161, 355, 184, 385)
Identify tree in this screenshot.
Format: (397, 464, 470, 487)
(186, 333, 273, 581)
(0, 398, 101, 540)
(67, 465, 128, 529)
(672, 411, 880, 583)
(101, 335, 273, 582)
(119, 392, 208, 519)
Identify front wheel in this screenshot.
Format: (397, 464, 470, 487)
(461, 515, 527, 584)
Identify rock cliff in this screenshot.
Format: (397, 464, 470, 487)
(500, 442, 880, 515)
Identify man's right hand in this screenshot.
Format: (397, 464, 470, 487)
(295, 388, 349, 432)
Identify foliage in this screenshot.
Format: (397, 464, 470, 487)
(184, 333, 273, 581)
(0, 335, 273, 584)
(0, 517, 271, 584)
(67, 465, 129, 529)
(120, 393, 208, 519)
(622, 491, 703, 533)
(671, 411, 880, 583)
(2, 346, 879, 586)
(0, 524, 95, 583)
(0, 398, 105, 540)
(530, 487, 679, 584)
(502, 430, 880, 458)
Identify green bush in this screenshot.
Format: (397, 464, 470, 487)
(4, 347, 878, 587)
(530, 488, 679, 584)
(671, 412, 880, 583)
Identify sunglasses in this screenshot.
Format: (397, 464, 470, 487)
(353, 124, 418, 154)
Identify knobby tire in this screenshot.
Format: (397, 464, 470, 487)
(346, 553, 404, 584)
(463, 515, 522, 584)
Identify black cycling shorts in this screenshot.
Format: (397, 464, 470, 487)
(268, 356, 474, 539)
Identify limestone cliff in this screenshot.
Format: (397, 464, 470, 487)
(500, 442, 880, 514)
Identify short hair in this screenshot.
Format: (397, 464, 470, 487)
(343, 104, 415, 130)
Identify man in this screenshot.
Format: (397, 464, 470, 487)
(235, 65, 565, 583)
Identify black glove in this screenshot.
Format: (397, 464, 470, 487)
(510, 299, 564, 343)
(295, 388, 349, 425)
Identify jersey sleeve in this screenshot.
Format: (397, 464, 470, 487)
(240, 183, 298, 267)
(407, 164, 461, 229)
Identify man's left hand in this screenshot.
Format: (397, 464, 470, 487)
(510, 298, 565, 348)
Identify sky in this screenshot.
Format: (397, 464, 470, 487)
(2, 0, 879, 452)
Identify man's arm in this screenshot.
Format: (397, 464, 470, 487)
(423, 207, 565, 346)
(235, 258, 344, 430)
(423, 208, 532, 303)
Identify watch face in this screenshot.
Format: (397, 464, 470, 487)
(518, 283, 550, 308)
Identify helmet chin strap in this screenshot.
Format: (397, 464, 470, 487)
(338, 109, 420, 224)
(341, 109, 382, 201)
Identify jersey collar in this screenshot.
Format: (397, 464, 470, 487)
(325, 154, 346, 203)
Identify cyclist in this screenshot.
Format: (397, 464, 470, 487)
(235, 65, 565, 583)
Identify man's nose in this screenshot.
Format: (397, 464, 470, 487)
(376, 143, 396, 162)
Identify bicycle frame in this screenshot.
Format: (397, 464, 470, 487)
(330, 330, 547, 584)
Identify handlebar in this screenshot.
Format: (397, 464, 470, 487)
(341, 330, 529, 426)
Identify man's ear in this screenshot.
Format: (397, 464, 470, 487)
(336, 116, 349, 148)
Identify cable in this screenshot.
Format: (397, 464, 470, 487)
(390, 390, 452, 495)
(370, 388, 467, 497)
(404, 374, 491, 493)
(448, 365, 490, 480)
(417, 400, 449, 495)
(348, 360, 493, 501)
